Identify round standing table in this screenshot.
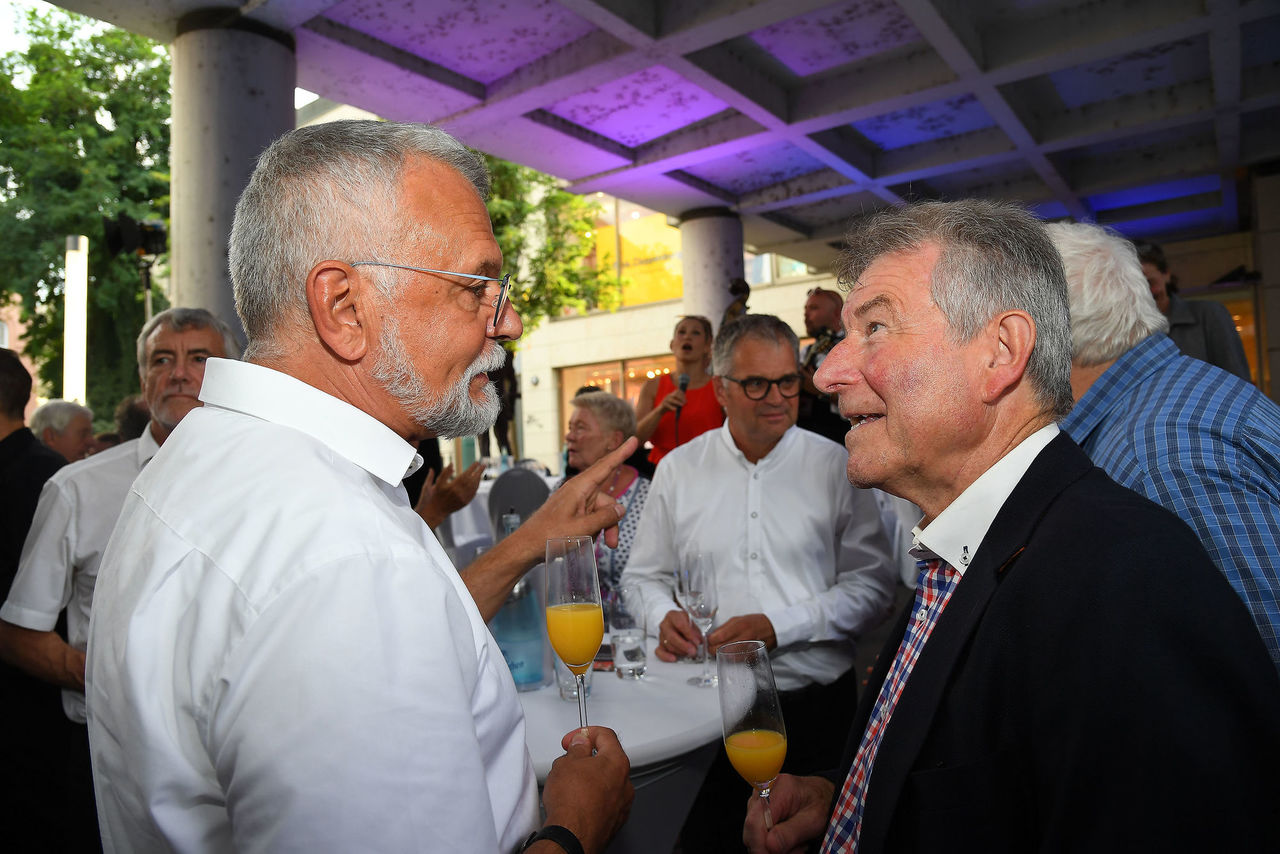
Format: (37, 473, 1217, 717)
(519, 654, 723, 854)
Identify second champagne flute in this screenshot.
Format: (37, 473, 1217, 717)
(544, 536, 604, 729)
(676, 551, 719, 687)
(718, 640, 787, 830)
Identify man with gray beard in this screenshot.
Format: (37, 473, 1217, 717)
(86, 121, 634, 854)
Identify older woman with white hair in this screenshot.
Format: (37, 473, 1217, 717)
(562, 390, 649, 593)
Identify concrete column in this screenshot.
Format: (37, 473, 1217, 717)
(171, 10, 296, 342)
(678, 207, 744, 333)
(1254, 173, 1280, 402)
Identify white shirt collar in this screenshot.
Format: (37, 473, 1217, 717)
(137, 420, 162, 466)
(714, 419, 797, 467)
(197, 358, 421, 485)
(911, 423, 1059, 575)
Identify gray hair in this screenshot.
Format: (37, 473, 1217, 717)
(837, 199, 1075, 419)
(1044, 222, 1168, 366)
(30, 399, 92, 437)
(711, 314, 800, 376)
(136, 307, 241, 376)
(229, 120, 490, 360)
(571, 391, 637, 438)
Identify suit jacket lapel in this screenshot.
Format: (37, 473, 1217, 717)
(854, 434, 1093, 851)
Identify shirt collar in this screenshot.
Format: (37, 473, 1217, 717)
(137, 420, 162, 466)
(1060, 334, 1178, 446)
(197, 358, 421, 485)
(715, 419, 797, 468)
(912, 423, 1059, 575)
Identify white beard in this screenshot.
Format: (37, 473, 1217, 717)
(372, 316, 505, 438)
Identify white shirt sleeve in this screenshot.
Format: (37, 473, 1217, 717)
(1, 478, 76, 631)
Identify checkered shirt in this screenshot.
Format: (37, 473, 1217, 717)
(1061, 334, 1280, 668)
(821, 557, 959, 853)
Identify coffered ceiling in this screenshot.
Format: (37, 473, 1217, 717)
(56, 0, 1280, 268)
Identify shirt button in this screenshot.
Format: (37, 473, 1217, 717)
(916, 608, 927, 621)
(750, 552, 758, 560)
(752, 473, 759, 480)
(750, 511, 758, 518)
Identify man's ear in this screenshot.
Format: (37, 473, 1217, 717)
(712, 376, 730, 409)
(982, 309, 1035, 403)
(307, 261, 370, 362)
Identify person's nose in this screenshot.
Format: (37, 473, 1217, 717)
(490, 303, 523, 342)
(169, 357, 192, 384)
(815, 339, 855, 395)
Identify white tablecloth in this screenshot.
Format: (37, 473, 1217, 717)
(518, 655, 722, 781)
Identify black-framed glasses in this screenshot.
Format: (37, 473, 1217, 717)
(350, 261, 511, 331)
(722, 374, 802, 400)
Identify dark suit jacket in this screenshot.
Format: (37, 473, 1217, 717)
(834, 433, 1280, 853)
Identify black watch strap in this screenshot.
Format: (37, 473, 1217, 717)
(521, 824, 584, 854)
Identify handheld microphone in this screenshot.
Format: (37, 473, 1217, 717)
(675, 373, 690, 418)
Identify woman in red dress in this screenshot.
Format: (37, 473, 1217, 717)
(634, 315, 724, 465)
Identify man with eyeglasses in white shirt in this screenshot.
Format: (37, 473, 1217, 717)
(622, 313, 897, 850)
(86, 121, 634, 854)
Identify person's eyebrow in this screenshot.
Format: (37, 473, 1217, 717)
(851, 293, 895, 319)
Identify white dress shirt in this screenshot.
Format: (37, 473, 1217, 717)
(2, 427, 160, 723)
(86, 358, 538, 854)
(621, 422, 897, 692)
(910, 423, 1060, 580)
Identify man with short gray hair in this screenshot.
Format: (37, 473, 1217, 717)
(624, 313, 897, 850)
(87, 120, 634, 854)
(745, 199, 1279, 854)
(1048, 220, 1280, 667)
(1, 305, 237, 849)
(30, 399, 95, 463)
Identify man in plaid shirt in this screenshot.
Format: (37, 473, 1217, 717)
(743, 200, 1280, 854)
(1048, 221, 1280, 670)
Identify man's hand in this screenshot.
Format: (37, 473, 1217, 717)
(654, 609, 701, 661)
(744, 773, 835, 854)
(414, 461, 484, 529)
(0, 620, 87, 691)
(708, 613, 777, 654)
(460, 439, 637, 621)
(540, 726, 634, 854)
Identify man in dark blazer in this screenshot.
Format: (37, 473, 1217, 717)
(743, 200, 1280, 853)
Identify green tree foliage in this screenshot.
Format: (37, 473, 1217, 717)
(483, 154, 621, 338)
(0, 8, 170, 420)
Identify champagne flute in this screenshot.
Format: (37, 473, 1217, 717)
(675, 551, 718, 687)
(717, 640, 787, 830)
(544, 536, 604, 729)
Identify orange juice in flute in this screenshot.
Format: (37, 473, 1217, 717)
(545, 536, 604, 728)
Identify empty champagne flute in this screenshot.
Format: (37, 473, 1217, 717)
(675, 551, 719, 687)
(717, 640, 787, 830)
(544, 536, 604, 729)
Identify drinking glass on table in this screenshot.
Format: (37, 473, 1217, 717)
(608, 585, 647, 679)
(545, 536, 604, 728)
(675, 551, 719, 687)
(717, 640, 787, 830)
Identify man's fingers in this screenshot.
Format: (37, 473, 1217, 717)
(578, 438, 638, 491)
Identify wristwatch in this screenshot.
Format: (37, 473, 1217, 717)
(521, 825, 584, 854)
